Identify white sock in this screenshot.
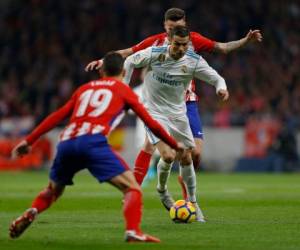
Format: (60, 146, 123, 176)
(180, 163, 197, 202)
(157, 158, 172, 191)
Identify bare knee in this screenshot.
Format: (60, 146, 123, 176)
(160, 150, 176, 163)
(180, 151, 192, 165)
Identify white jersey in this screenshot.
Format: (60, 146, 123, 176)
(124, 46, 226, 118)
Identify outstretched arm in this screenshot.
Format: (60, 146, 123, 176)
(85, 34, 160, 72)
(11, 99, 75, 158)
(214, 29, 262, 54)
(85, 48, 134, 72)
(26, 99, 75, 145)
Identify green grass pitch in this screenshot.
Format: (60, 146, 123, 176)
(1, 171, 300, 250)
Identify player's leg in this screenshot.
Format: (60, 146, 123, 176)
(142, 117, 176, 210)
(171, 114, 206, 222)
(9, 180, 65, 238)
(186, 101, 204, 168)
(108, 171, 159, 243)
(178, 101, 204, 202)
(86, 136, 160, 243)
(179, 149, 205, 222)
(155, 141, 176, 210)
(178, 138, 203, 200)
(134, 136, 156, 185)
(9, 138, 83, 238)
(192, 138, 203, 170)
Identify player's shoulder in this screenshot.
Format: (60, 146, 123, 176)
(185, 48, 201, 61)
(149, 45, 168, 63)
(78, 78, 121, 92)
(151, 45, 168, 54)
(73, 82, 91, 94)
(107, 79, 132, 92)
(190, 31, 206, 40)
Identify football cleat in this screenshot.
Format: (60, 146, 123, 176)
(157, 188, 175, 211)
(191, 202, 206, 222)
(9, 208, 38, 238)
(125, 230, 161, 243)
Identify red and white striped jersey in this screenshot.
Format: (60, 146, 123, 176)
(25, 77, 179, 150)
(132, 32, 216, 102)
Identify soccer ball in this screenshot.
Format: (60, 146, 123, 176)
(169, 200, 196, 223)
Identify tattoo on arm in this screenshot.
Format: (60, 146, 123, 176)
(215, 37, 247, 54)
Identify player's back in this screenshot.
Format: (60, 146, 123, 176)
(61, 77, 127, 141)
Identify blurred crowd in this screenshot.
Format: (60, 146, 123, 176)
(0, 0, 299, 129)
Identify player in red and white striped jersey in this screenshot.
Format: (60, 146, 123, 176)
(9, 52, 184, 243)
(85, 8, 262, 195)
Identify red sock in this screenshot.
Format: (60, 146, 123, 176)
(134, 150, 152, 185)
(31, 184, 60, 213)
(123, 188, 142, 232)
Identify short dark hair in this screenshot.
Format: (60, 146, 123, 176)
(102, 52, 124, 76)
(170, 25, 190, 38)
(164, 8, 185, 21)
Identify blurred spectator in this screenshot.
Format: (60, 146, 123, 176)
(244, 114, 281, 158)
(0, 0, 299, 130)
(268, 122, 300, 172)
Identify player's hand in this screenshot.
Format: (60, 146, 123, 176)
(245, 29, 263, 43)
(84, 59, 103, 72)
(11, 140, 31, 159)
(217, 89, 229, 101)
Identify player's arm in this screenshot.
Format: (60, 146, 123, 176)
(12, 98, 75, 158)
(123, 47, 152, 84)
(85, 48, 134, 72)
(122, 85, 182, 151)
(194, 57, 229, 101)
(85, 35, 159, 72)
(214, 29, 262, 54)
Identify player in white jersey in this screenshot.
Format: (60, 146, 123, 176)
(124, 26, 229, 221)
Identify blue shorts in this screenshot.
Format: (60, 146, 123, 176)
(186, 101, 204, 139)
(50, 134, 129, 185)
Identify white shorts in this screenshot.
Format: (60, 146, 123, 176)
(145, 113, 195, 149)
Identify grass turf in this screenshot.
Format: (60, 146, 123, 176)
(0, 171, 300, 250)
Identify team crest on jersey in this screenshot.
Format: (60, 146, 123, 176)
(133, 54, 141, 63)
(158, 54, 166, 62)
(181, 65, 188, 73)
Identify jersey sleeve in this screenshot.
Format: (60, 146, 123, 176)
(190, 32, 216, 53)
(120, 84, 178, 150)
(193, 57, 227, 93)
(131, 34, 162, 53)
(26, 93, 76, 145)
(123, 47, 152, 84)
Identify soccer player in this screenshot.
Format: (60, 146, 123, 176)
(9, 52, 184, 243)
(123, 25, 229, 222)
(85, 8, 262, 190)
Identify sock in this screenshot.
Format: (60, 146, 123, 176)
(123, 188, 142, 233)
(157, 158, 172, 191)
(133, 150, 152, 185)
(180, 163, 197, 202)
(31, 184, 61, 213)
